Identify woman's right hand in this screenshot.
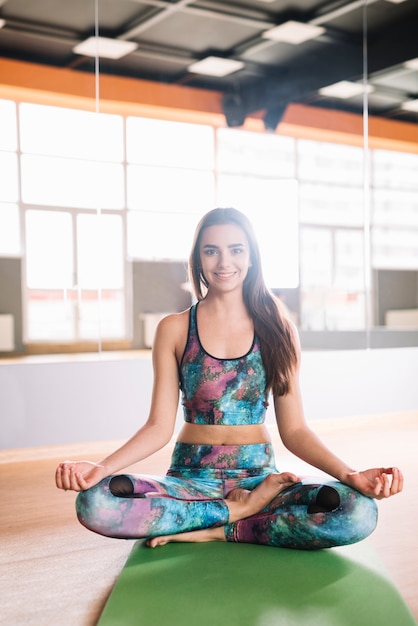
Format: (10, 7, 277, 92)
(55, 460, 107, 492)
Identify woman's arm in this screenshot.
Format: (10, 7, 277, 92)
(274, 331, 403, 499)
(55, 314, 184, 491)
(274, 372, 356, 483)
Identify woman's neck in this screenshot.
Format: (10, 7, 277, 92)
(199, 293, 248, 320)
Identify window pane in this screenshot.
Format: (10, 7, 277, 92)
(300, 227, 333, 287)
(217, 175, 299, 288)
(0, 100, 17, 150)
(373, 149, 418, 190)
(372, 227, 418, 269)
(300, 183, 364, 226)
(27, 288, 125, 342)
(372, 189, 418, 227)
(20, 103, 124, 161)
(78, 290, 125, 340)
(0, 203, 20, 256)
(21, 155, 124, 209)
(26, 289, 75, 341)
(334, 229, 364, 289)
(127, 117, 214, 169)
(297, 139, 363, 185)
(217, 128, 295, 177)
(25, 210, 73, 288)
(127, 165, 214, 213)
(77, 214, 124, 288)
(0, 152, 19, 202)
(128, 210, 196, 260)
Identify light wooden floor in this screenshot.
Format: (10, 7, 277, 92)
(1, 412, 417, 626)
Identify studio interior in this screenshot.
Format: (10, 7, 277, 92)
(0, 0, 417, 625)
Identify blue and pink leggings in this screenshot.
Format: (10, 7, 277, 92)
(76, 443, 378, 549)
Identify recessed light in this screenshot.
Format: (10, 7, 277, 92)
(319, 81, 374, 99)
(262, 20, 325, 45)
(383, 0, 408, 4)
(188, 56, 244, 77)
(401, 99, 418, 113)
(404, 58, 418, 71)
(73, 36, 138, 60)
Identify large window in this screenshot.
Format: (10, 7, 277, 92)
(126, 117, 215, 261)
(297, 140, 366, 330)
(371, 150, 418, 271)
(1, 98, 417, 348)
(16, 103, 126, 342)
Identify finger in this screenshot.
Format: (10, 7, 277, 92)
(69, 466, 83, 492)
(70, 468, 91, 492)
(75, 472, 89, 491)
(397, 468, 404, 493)
(388, 467, 399, 494)
(390, 467, 403, 495)
(368, 474, 380, 496)
(57, 463, 73, 490)
(55, 465, 63, 489)
(381, 472, 391, 498)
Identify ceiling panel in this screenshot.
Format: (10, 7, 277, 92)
(130, 12, 264, 53)
(2, 0, 97, 32)
(0, 0, 417, 128)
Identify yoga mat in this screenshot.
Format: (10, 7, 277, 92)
(97, 540, 417, 626)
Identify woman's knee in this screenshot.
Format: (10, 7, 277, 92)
(75, 476, 132, 537)
(331, 482, 378, 543)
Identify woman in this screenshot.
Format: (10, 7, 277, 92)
(56, 207, 403, 549)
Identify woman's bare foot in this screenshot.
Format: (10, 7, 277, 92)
(147, 472, 300, 548)
(226, 472, 300, 522)
(147, 526, 225, 548)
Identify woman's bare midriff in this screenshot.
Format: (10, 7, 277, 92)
(176, 423, 272, 446)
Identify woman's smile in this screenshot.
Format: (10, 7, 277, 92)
(215, 271, 237, 279)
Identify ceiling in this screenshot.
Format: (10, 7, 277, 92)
(1, 0, 417, 129)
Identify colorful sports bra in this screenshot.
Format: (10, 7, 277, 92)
(179, 303, 268, 425)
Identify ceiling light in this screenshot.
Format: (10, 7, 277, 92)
(401, 99, 418, 113)
(404, 58, 418, 71)
(73, 36, 138, 60)
(383, 0, 408, 4)
(0, 19, 6, 29)
(262, 21, 325, 45)
(188, 57, 244, 77)
(319, 81, 375, 99)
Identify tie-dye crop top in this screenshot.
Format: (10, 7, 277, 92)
(179, 303, 268, 425)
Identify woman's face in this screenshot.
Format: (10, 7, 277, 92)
(199, 223, 251, 293)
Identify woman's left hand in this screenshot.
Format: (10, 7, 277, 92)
(344, 467, 403, 499)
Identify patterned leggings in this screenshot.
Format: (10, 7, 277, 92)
(76, 443, 378, 549)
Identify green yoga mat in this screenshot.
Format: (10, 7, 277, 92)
(97, 540, 416, 626)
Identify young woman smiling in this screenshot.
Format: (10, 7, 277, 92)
(56, 208, 403, 549)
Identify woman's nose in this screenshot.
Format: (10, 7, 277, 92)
(216, 252, 229, 267)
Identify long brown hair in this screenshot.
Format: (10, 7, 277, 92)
(189, 207, 298, 396)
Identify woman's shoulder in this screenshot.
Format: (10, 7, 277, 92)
(154, 307, 191, 344)
(158, 307, 191, 330)
(154, 308, 192, 361)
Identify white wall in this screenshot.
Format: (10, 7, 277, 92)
(1, 348, 417, 450)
